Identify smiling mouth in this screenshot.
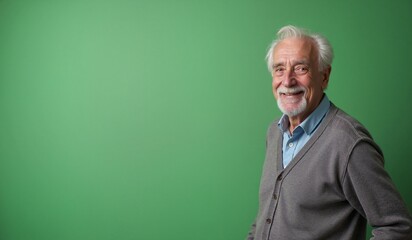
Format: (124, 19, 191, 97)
(277, 88, 305, 104)
(280, 90, 304, 97)
(281, 91, 303, 96)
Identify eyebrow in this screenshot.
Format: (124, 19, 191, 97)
(272, 63, 284, 69)
(272, 60, 310, 68)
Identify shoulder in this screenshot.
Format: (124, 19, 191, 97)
(326, 104, 374, 142)
(317, 103, 382, 158)
(265, 119, 281, 142)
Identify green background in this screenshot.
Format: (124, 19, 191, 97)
(1, 0, 411, 239)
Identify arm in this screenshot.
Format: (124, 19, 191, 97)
(342, 140, 412, 239)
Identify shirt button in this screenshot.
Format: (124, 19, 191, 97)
(266, 218, 272, 224)
(288, 142, 294, 148)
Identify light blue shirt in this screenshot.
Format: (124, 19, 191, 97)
(278, 95, 330, 168)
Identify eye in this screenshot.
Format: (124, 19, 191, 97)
(273, 66, 285, 76)
(294, 65, 309, 75)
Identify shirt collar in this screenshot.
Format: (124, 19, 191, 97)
(278, 95, 330, 134)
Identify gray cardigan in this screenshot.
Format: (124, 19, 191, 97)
(248, 104, 412, 240)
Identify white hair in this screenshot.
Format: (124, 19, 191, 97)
(265, 25, 334, 72)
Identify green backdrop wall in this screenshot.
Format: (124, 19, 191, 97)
(1, 0, 411, 239)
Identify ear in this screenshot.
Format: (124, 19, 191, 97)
(321, 66, 332, 90)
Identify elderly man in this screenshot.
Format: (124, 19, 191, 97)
(247, 25, 412, 239)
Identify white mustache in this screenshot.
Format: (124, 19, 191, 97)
(277, 86, 306, 95)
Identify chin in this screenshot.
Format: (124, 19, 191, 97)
(278, 99, 307, 118)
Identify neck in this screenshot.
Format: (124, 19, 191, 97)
(288, 115, 305, 133)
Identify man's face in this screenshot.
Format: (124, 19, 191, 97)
(271, 37, 330, 123)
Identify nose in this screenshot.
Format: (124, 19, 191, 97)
(281, 68, 297, 87)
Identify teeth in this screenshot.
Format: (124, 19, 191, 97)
(278, 87, 305, 96)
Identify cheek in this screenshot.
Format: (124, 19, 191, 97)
(272, 77, 282, 89)
(272, 79, 280, 98)
(298, 77, 313, 94)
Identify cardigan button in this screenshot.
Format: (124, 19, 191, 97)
(277, 174, 283, 181)
(266, 218, 272, 224)
(273, 194, 277, 199)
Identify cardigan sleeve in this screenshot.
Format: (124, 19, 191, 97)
(342, 140, 412, 239)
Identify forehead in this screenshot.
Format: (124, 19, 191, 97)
(273, 37, 316, 63)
